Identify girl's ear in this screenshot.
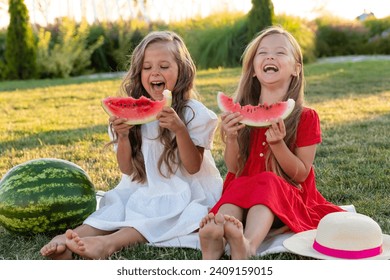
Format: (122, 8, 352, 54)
(293, 63, 302, 76)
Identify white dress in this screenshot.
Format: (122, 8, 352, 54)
(84, 99, 223, 245)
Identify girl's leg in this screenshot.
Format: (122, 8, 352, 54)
(199, 204, 244, 260)
(224, 204, 274, 260)
(65, 227, 147, 259)
(40, 224, 112, 259)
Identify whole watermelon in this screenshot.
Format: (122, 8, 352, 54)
(0, 158, 97, 235)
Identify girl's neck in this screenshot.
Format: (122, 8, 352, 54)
(259, 85, 288, 104)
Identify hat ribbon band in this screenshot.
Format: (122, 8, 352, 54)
(313, 240, 382, 259)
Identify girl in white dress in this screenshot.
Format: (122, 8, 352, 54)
(40, 31, 223, 259)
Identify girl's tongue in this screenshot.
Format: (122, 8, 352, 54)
(151, 82, 165, 92)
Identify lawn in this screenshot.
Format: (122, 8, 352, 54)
(0, 59, 389, 260)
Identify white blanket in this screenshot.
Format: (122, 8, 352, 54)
(96, 191, 355, 257)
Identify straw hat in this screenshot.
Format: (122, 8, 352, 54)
(283, 212, 390, 259)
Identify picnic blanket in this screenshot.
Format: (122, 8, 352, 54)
(95, 191, 356, 257)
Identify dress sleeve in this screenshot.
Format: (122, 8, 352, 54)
(185, 100, 219, 150)
(295, 107, 322, 147)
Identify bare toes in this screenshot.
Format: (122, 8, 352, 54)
(224, 215, 243, 228)
(200, 212, 218, 227)
(65, 229, 74, 239)
(214, 213, 225, 225)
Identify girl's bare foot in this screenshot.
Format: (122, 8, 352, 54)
(40, 234, 72, 260)
(224, 215, 252, 260)
(65, 229, 111, 259)
(199, 212, 226, 259)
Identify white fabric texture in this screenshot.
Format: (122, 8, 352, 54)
(86, 99, 223, 243)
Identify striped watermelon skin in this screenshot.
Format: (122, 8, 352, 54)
(0, 158, 96, 234)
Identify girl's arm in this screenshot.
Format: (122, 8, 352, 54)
(157, 107, 203, 174)
(266, 119, 315, 182)
(221, 112, 245, 173)
(110, 117, 134, 175)
(175, 129, 204, 174)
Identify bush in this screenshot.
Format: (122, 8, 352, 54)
(190, 17, 247, 69)
(36, 18, 104, 78)
(0, 61, 5, 80)
(171, 12, 248, 69)
(366, 35, 390, 54)
(363, 16, 390, 37)
(88, 20, 149, 73)
(315, 17, 370, 57)
(87, 23, 113, 72)
(363, 17, 390, 54)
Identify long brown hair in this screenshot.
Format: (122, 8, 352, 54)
(116, 31, 198, 183)
(232, 26, 305, 185)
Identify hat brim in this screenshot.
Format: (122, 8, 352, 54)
(283, 230, 390, 260)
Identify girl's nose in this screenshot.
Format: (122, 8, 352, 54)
(151, 70, 160, 76)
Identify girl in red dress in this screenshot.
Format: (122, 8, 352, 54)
(199, 26, 343, 260)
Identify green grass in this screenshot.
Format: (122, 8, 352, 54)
(0, 59, 389, 260)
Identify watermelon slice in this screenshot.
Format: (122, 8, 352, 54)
(217, 92, 295, 127)
(102, 90, 172, 125)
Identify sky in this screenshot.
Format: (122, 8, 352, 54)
(271, 0, 390, 20)
(0, 0, 390, 28)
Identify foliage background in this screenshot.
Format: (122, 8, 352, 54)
(0, 3, 390, 79)
(4, 0, 37, 79)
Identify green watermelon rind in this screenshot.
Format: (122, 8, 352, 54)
(0, 158, 97, 235)
(217, 92, 295, 127)
(101, 89, 172, 125)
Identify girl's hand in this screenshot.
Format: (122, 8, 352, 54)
(109, 116, 133, 139)
(266, 118, 286, 145)
(157, 107, 186, 134)
(221, 112, 245, 141)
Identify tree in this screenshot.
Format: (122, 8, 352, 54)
(247, 0, 275, 41)
(5, 0, 37, 79)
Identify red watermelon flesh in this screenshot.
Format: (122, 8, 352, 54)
(217, 92, 295, 127)
(102, 90, 172, 125)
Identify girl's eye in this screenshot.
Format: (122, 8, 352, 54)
(160, 65, 169, 69)
(143, 66, 151, 70)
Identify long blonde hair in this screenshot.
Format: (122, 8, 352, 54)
(233, 26, 305, 185)
(117, 31, 197, 183)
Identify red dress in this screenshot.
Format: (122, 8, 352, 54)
(210, 107, 343, 232)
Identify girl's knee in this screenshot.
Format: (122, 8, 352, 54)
(219, 203, 244, 219)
